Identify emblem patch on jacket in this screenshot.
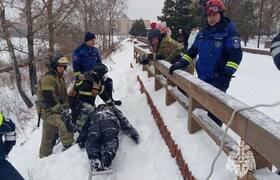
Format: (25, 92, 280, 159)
(215, 41, 222, 48)
(232, 36, 241, 49)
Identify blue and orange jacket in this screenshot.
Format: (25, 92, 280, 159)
(179, 17, 242, 82)
(72, 43, 102, 78)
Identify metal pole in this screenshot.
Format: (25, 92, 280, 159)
(257, 0, 264, 48)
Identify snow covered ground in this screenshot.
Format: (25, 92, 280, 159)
(241, 36, 273, 50)
(5, 39, 280, 180)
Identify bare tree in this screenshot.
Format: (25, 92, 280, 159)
(25, 0, 49, 95)
(74, 0, 127, 51)
(0, 1, 33, 108)
(107, 0, 127, 49)
(4, 0, 49, 95)
(42, 0, 78, 54)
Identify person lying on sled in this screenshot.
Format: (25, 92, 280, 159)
(75, 102, 139, 171)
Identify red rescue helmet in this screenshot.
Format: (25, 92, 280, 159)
(204, 0, 225, 16)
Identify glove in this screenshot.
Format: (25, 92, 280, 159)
(140, 56, 150, 65)
(83, 72, 98, 82)
(169, 62, 185, 75)
(130, 129, 139, 144)
(4, 140, 16, 156)
(224, 66, 236, 77)
(60, 108, 75, 132)
(218, 75, 231, 91)
(148, 53, 153, 60)
(113, 100, 122, 106)
(106, 101, 114, 107)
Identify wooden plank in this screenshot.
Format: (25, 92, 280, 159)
(147, 64, 153, 78)
(167, 89, 188, 110)
(166, 78, 176, 105)
(246, 121, 277, 168)
(155, 75, 188, 110)
(188, 98, 202, 133)
(154, 68, 163, 91)
(135, 36, 271, 56)
(146, 66, 155, 78)
(192, 108, 238, 154)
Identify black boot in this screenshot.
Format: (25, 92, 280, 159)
(102, 152, 112, 169)
(62, 144, 72, 151)
(90, 158, 102, 171)
(51, 133, 60, 148)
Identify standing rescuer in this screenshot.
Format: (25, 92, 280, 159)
(169, 0, 243, 126)
(36, 54, 74, 158)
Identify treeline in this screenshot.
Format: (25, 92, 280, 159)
(130, 0, 279, 46)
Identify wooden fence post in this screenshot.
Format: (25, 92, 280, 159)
(154, 67, 163, 91)
(166, 78, 176, 105)
(147, 64, 152, 78)
(136, 53, 140, 63)
(188, 97, 202, 133)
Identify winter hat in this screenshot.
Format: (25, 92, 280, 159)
(156, 22, 172, 37)
(148, 29, 162, 41)
(85, 32, 96, 42)
(150, 21, 157, 29)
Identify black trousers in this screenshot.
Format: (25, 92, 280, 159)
(206, 77, 231, 127)
(86, 120, 119, 161)
(0, 159, 24, 180)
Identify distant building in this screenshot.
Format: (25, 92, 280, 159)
(115, 15, 150, 35)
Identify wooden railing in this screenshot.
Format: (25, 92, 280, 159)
(134, 42, 280, 180)
(136, 36, 271, 56)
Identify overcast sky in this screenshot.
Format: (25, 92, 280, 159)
(127, 0, 165, 21)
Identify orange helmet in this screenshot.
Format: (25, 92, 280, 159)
(204, 0, 225, 16)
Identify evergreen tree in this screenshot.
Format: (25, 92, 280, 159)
(236, 0, 257, 46)
(158, 0, 196, 38)
(129, 19, 147, 37)
(192, 0, 206, 28)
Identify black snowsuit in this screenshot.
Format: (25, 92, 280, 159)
(76, 103, 139, 167)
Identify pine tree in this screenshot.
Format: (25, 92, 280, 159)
(158, 0, 196, 38)
(236, 0, 257, 46)
(129, 19, 147, 37)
